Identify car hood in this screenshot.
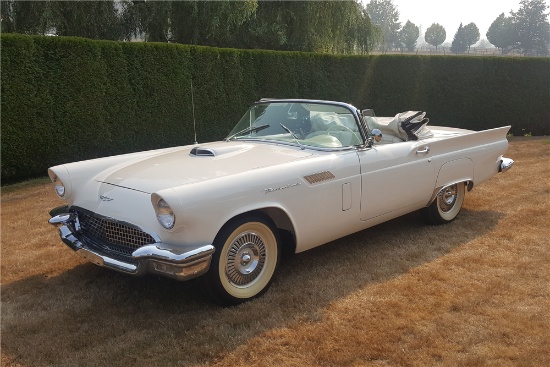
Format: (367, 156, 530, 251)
(94, 141, 313, 193)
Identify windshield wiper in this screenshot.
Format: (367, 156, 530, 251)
(225, 124, 270, 141)
(280, 123, 305, 150)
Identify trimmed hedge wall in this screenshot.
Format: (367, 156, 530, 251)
(2, 34, 549, 183)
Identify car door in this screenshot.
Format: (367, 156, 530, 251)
(358, 141, 436, 221)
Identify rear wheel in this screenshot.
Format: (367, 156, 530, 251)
(424, 183, 465, 225)
(206, 215, 280, 305)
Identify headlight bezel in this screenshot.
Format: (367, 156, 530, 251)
(51, 174, 66, 198)
(155, 198, 176, 230)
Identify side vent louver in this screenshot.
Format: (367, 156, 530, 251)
(190, 147, 216, 157)
(304, 171, 336, 184)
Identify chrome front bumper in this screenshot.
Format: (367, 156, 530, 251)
(49, 210, 215, 281)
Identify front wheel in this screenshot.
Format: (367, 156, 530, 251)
(206, 215, 280, 305)
(423, 183, 465, 225)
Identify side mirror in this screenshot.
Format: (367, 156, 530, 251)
(371, 128, 382, 142)
(366, 128, 383, 148)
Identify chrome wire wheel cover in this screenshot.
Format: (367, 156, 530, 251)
(438, 184, 458, 213)
(225, 231, 266, 287)
(215, 219, 279, 302)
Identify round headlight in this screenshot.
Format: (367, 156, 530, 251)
(156, 199, 175, 229)
(52, 175, 66, 197)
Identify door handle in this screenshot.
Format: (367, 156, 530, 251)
(416, 147, 430, 154)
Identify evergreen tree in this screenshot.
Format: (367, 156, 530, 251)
(399, 20, 419, 51)
(366, 0, 401, 51)
(451, 23, 468, 53)
(463, 22, 480, 51)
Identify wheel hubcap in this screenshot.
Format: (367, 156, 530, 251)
(226, 232, 266, 286)
(438, 184, 458, 213)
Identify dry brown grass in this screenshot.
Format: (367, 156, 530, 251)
(2, 138, 549, 367)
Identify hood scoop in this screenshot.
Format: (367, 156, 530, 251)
(190, 147, 216, 157)
(189, 144, 254, 158)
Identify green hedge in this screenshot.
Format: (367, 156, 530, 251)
(360, 55, 550, 135)
(2, 34, 549, 183)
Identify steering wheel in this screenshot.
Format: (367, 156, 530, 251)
(327, 125, 362, 145)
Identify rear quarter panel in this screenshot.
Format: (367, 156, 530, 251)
(428, 126, 510, 189)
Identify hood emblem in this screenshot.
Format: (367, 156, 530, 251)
(99, 195, 114, 202)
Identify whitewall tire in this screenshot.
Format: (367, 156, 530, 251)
(424, 183, 465, 225)
(206, 214, 280, 305)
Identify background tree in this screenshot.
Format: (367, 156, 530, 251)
(366, 0, 401, 51)
(336, 1, 381, 54)
(51, 1, 122, 40)
(415, 24, 425, 47)
(463, 22, 480, 51)
(486, 13, 517, 54)
(425, 23, 446, 50)
(0, 0, 380, 55)
(234, 1, 290, 50)
(0, 0, 124, 39)
(511, 0, 550, 56)
(476, 38, 493, 49)
(237, 0, 379, 54)
(1, 1, 56, 35)
(355, 4, 382, 54)
(399, 20, 419, 51)
(120, 1, 172, 42)
(451, 23, 468, 53)
(168, 1, 257, 46)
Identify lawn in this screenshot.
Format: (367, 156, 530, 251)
(1, 138, 549, 367)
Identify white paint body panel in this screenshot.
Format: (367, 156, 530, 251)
(49, 112, 511, 256)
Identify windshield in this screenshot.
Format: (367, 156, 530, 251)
(226, 102, 363, 149)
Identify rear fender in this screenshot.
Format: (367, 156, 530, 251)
(436, 158, 473, 188)
(429, 158, 473, 205)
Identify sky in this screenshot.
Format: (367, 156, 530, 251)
(384, 0, 550, 44)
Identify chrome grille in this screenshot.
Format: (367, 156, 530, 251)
(77, 211, 156, 255)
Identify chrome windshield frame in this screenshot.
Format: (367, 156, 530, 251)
(228, 99, 368, 151)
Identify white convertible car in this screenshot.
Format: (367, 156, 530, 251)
(49, 99, 514, 305)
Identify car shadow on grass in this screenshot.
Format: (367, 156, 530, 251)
(1, 209, 503, 367)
